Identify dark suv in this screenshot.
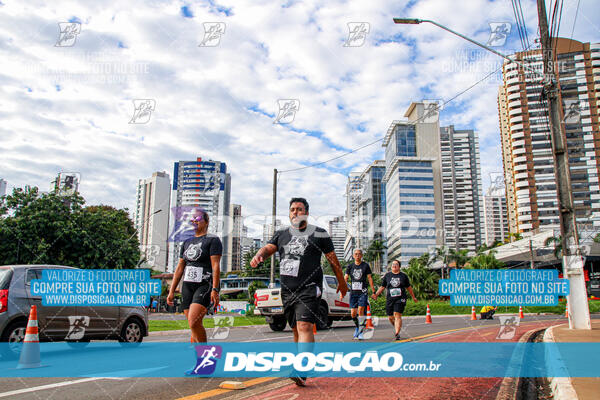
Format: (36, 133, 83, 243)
(0, 265, 149, 358)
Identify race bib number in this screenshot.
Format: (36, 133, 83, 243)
(280, 259, 300, 277)
(389, 288, 402, 297)
(184, 266, 203, 282)
(352, 282, 363, 291)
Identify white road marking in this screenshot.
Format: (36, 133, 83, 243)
(0, 377, 122, 398)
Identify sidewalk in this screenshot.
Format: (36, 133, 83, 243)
(544, 319, 600, 400)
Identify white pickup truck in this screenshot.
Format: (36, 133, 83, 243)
(254, 275, 351, 331)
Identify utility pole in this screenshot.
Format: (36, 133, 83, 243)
(537, 0, 591, 329)
(270, 169, 277, 286)
(529, 239, 534, 269)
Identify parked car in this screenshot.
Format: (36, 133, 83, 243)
(255, 275, 351, 331)
(0, 265, 149, 359)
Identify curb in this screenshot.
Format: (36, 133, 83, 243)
(494, 327, 542, 400)
(543, 324, 579, 400)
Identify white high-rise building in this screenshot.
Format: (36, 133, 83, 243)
(0, 179, 7, 198)
(227, 204, 243, 272)
(262, 219, 282, 245)
(483, 187, 509, 246)
(383, 102, 444, 267)
(439, 126, 484, 252)
(328, 216, 346, 262)
(344, 172, 363, 261)
(134, 171, 171, 272)
(168, 157, 231, 272)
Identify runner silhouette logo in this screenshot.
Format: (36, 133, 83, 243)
(190, 345, 222, 375)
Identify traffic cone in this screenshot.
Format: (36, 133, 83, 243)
(425, 304, 432, 324)
(519, 306, 524, 319)
(17, 305, 42, 369)
(470, 306, 477, 321)
(313, 323, 317, 334)
(565, 300, 569, 318)
(365, 305, 375, 329)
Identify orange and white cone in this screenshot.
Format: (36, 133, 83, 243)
(17, 305, 42, 369)
(426, 304, 432, 324)
(565, 300, 569, 318)
(519, 306, 524, 319)
(313, 323, 317, 334)
(365, 305, 375, 329)
(470, 306, 477, 321)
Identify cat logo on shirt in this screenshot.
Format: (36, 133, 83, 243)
(352, 269, 363, 280)
(287, 236, 308, 256)
(390, 277, 401, 287)
(185, 243, 203, 261)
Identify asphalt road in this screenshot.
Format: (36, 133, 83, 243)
(0, 314, 580, 400)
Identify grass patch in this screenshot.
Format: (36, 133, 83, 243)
(149, 315, 267, 332)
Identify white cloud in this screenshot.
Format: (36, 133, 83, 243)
(1, 0, 598, 235)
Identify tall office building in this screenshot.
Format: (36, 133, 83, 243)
(262, 219, 282, 244)
(483, 186, 509, 246)
(357, 160, 387, 272)
(383, 102, 444, 267)
(328, 216, 346, 262)
(439, 126, 484, 252)
(344, 172, 363, 261)
(134, 171, 171, 272)
(227, 204, 243, 272)
(168, 157, 231, 272)
(0, 179, 7, 198)
(498, 38, 600, 235)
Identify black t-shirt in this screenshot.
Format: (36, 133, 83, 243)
(268, 225, 335, 292)
(346, 262, 372, 293)
(382, 271, 411, 301)
(179, 234, 223, 284)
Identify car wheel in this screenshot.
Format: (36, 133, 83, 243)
(0, 321, 27, 360)
(268, 316, 287, 331)
(316, 303, 331, 330)
(119, 318, 144, 344)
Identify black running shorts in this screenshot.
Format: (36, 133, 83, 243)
(182, 281, 211, 310)
(281, 284, 322, 328)
(386, 298, 407, 316)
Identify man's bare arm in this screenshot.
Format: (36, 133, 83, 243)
(250, 244, 278, 268)
(325, 251, 349, 297)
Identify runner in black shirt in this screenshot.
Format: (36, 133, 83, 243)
(251, 197, 348, 386)
(372, 259, 417, 340)
(343, 249, 374, 340)
(167, 208, 222, 344)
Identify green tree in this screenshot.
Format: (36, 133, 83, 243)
(448, 248, 469, 268)
(404, 258, 439, 299)
(247, 280, 267, 301)
(466, 250, 504, 269)
(364, 239, 387, 273)
(505, 232, 523, 243)
(241, 249, 278, 277)
(0, 187, 139, 268)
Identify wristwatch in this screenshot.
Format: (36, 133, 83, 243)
(212, 287, 220, 293)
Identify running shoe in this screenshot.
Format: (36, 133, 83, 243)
(395, 333, 402, 341)
(353, 327, 360, 338)
(357, 332, 364, 340)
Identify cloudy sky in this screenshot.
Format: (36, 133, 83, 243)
(1, 0, 599, 236)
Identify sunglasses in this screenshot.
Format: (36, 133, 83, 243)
(190, 216, 205, 223)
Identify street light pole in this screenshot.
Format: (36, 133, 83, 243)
(536, 0, 590, 329)
(394, 13, 591, 329)
(270, 169, 277, 287)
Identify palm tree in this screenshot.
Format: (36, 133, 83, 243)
(467, 250, 504, 269)
(405, 257, 439, 299)
(505, 232, 523, 243)
(433, 246, 450, 279)
(544, 236, 562, 259)
(448, 248, 469, 268)
(365, 239, 387, 274)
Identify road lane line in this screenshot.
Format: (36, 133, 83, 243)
(0, 378, 109, 398)
(175, 377, 277, 400)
